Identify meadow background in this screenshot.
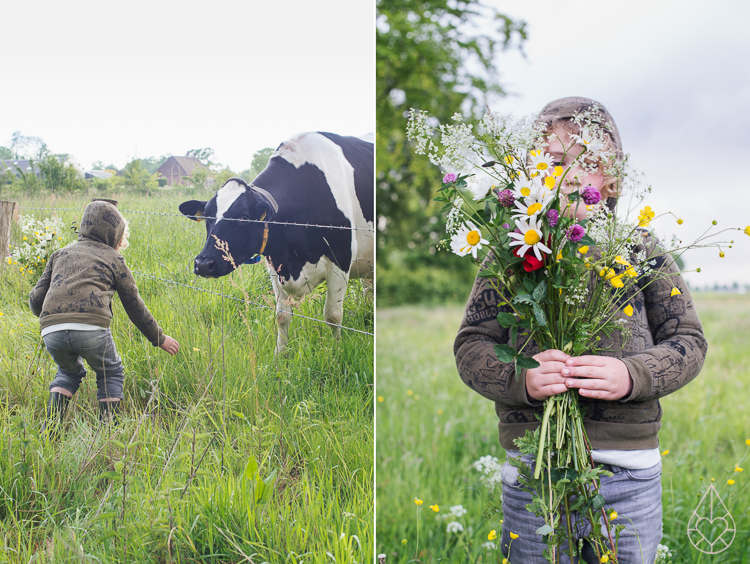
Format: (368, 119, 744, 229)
(0, 191, 374, 563)
(376, 295, 750, 563)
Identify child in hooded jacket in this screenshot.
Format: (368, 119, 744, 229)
(30, 201, 179, 434)
(454, 97, 707, 563)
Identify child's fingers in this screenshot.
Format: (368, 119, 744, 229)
(565, 355, 609, 367)
(535, 349, 570, 363)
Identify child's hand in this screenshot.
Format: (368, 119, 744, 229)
(525, 349, 571, 401)
(562, 356, 633, 400)
(160, 336, 180, 355)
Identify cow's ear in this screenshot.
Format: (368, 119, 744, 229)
(255, 200, 275, 222)
(179, 200, 208, 222)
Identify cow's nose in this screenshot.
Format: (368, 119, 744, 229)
(194, 256, 216, 277)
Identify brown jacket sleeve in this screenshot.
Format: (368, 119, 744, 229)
(29, 251, 57, 317)
(453, 269, 541, 408)
(619, 251, 708, 402)
(114, 255, 166, 347)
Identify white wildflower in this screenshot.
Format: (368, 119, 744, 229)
(446, 521, 464, 534)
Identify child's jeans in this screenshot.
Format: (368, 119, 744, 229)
(500, 454, 662, 564)
(44, 329, 125, 400)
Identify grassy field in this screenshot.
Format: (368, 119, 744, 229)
(0, 192, 373, 563)
(376, 294, 750, 563)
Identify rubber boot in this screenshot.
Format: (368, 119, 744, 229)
(99, 400, 121, 427)
(41, 391, 71, 442)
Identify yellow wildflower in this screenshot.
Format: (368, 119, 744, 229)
(661, 450, 669, 456)
(504, 155, 514, 164)
(556, 251, 563, 262)
(638, 206, 655, 227)
(677, 218, 683, 225)
(614, 255, 630, 266)
(624, 266, 638, 278)
(578, 246, 589, 254)
(728, 479, 736, 485)
(377, 396, 384, 403)
(623, 305, 633, 317)
(510, 532, 519, 540)
(610, 275, 624, 289)
(430, 504, 439, 512)
(437, 408, 443, 415)
(23, 236, 27, 240)
(671, 288, 681, 297)
(746, 439, 750, 446)
(503, 560, 509, 564)
(407, 390, 413, 396)
(402, 539, 407, 545)
(599, 268, 615, 279)
(745, 226, 750, 236)
(601, 556, 609, 563)
(735, 466, 743, 472)
(488, 530, 497, 540)
(609, 511, 618, 521)
(553, 165, 563, 177)
(414, 498, 423, 506)
(719, 251, 725, 258)
(544, 176, 556, 189)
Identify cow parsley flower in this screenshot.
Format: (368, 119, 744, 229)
(451, 222, 489, 259)
(508, 216, 552, 261)
(568, 126, 606, 157)
(446, 521, 464, 534)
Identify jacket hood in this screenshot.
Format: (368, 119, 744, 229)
(537, 96, 623, 210)
(78, 201, 125, 248)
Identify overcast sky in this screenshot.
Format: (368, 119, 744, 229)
(0, 0, 374, 172)
(479, 0, 750, 286)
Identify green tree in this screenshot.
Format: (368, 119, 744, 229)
(241, 147, 274, 182)
(376, 0, 526, 276)
(121, 159, 158, 195)
(187, 148, 215, 167)
(0, 147, 12, 160)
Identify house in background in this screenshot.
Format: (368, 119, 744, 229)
(155, 156, 213, 186)
(1, 159, 41, 178)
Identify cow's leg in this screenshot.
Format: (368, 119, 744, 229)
(270, 275, 294, 355)
(324, 269, 349, 340)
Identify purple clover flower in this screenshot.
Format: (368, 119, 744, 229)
(443, 173, 458, 184)
(502, 223, 511, 230)
(497, 189, 515, 208)
(580, 185, 601, 205)
(547, 209, 559, 228)
(567, 224, 586, 242)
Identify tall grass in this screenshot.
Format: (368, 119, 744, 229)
(0, 192, 373, 563)
(376, 295, 750, 563)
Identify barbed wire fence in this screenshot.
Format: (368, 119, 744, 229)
(15, 205, 375, 337)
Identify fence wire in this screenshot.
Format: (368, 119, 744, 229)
(18, 207, 376, 232)
(12, 206, 373, 338)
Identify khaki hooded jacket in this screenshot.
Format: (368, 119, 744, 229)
(29, 201, 165, 347)
(453, 98, 708, 450)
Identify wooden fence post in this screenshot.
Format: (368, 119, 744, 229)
(0, 200, 17, 261)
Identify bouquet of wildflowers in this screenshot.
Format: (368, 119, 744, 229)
(7, 215, 68, 278)
(407, 105, 747, 563)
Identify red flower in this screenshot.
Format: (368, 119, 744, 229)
(513, 247, 545, 272)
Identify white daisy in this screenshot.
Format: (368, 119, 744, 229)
(508, 216, 552, 261)
(528, 150, 555, 177)
(510, 176, 543, 200)
(511, 190, 552, 220)
(569, 127, 606, 157)
(450, 221, 489, 259)
(466, 174, 499, 201)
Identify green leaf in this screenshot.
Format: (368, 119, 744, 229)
(532, 280, 546, 302)
(591, 493, 606, 511)
(95, 471, 120, 482)
(244, 457, 259, 481)
(114, 461, 125, 472)
(549, 467, 579, 483)
(496, 312, 516, 327)
(536, 524, 554, 536)
(513, 293, 535, 306)
(578, 234, 596, 246)
(494, 344, 516, 363)
(111, 440, 126, 450)
(532, 303, 547, 326)
(522, 278, 536, 293)
(515, 356, 540, 370)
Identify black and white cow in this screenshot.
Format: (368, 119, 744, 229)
(179, 132, 373, 353)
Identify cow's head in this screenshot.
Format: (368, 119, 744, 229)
(179, 177, 276, 278)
